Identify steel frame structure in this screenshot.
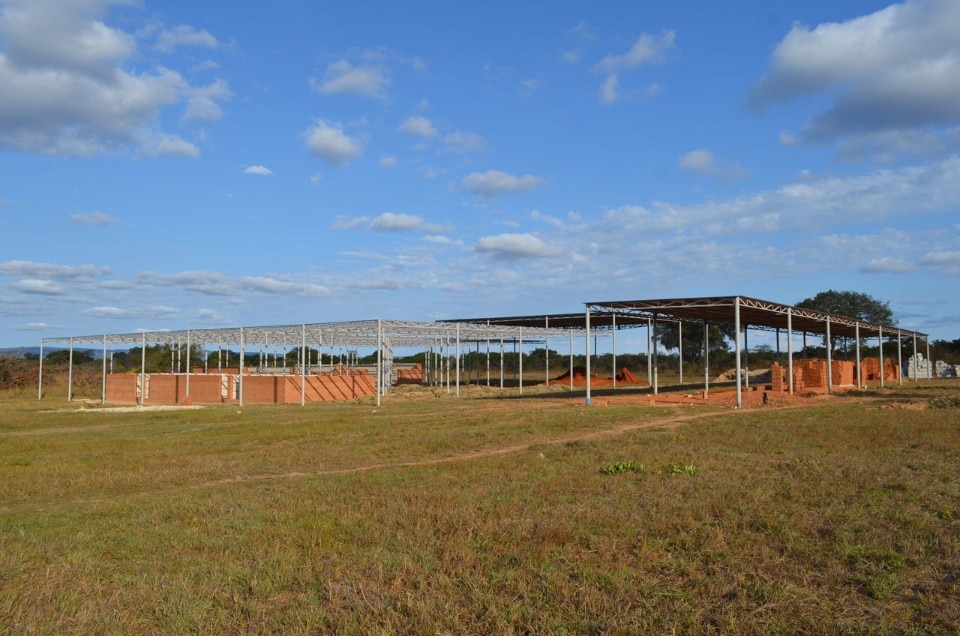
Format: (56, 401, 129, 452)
(39, 319, 582, 407)
(36, 296, 932, 410)
(583, 296, 930, 408)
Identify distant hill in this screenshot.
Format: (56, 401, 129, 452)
(0, 346, 105, 359)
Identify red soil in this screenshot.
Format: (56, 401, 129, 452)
(550, 366, 648, 387)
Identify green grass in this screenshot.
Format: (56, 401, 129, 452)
(1, 382, 959, 633)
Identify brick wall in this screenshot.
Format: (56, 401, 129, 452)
(105, 374, 139, 403)
(184, 375, 224, 403)
(832, 360, 855, 386)
(282, 374, 378, 402)
(396, 364, 424, 385)
(146, 374, 179, 404)
(105, 371, 379, 405)
(859, 358, 901, 383)
(240, 375, 279, 403)
(771, 362, 784, 392)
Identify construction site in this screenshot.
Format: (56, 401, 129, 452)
(38, 296, 934, 409)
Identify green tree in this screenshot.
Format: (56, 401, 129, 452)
(45, 349, 94, 365)
(796, 290, 895, 325)
(930, 338, 960, 364)
(796, 290, 896, 357)
(655, 322, 734, 364)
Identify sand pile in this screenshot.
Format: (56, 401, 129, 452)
(550, 366, 647, 387)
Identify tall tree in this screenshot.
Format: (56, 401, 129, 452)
(796, 290, 896, 325)
(796, 290, 896, 356)
(655, 321, 734, 363)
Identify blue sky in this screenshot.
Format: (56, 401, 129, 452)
(1, 0, 959, 348)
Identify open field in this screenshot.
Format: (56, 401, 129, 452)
(2, 381, 959, 633)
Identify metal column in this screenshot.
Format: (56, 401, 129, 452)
(787, 309, 793, 395)
(140, 332, 146, 407)
(855, 322, 861, 388)
(912, 334, 918, 381)
(825, 317, 833, 395)
(101, 334, 107, 404)
(67, 337, 74, 402)
(585, 305, 592, 406)
(518, 326, 523, 395)
(37, 339, 44, 400)
(239, 327, 245, 407)
(734, 297, 742, 409)
(612, 314, 617, 390)
(301, 324, 306, 406)
(879, 327, 885, 389)
(703, 322, 709, 397)
(376, 319, 382, 407)
(897, 331, 903, 386)
(185, 330, 191, 400)
(678, 321, 683, 385)
(652, 315, 658, 395)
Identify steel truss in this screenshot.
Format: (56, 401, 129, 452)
(583, 295, 930, 409)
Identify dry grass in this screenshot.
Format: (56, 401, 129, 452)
(1, 381, 959, 633)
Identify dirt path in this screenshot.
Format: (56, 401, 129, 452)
(197, 402, 812, 488)
(0, 400, 821, 515)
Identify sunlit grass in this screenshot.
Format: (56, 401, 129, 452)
(1, 381, 958, 632)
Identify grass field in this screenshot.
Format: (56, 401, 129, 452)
(2, 381, 959, 633)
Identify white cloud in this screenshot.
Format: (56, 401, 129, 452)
(919, 251, 960, 275)
(530, 210, 566, 229)
(443, 131, 487, 154)
(0, 260, 109, 279)
(749, 0, 960, 154)
(0, 2, 227, 156)
(312, 59, 389, 99)
(0, 0, 135, 77)
(593, 31, 675, 74)
(379, 155, 398, 168)
(303, 120, 362, 166)
(519, 78, 545, 97)
(369, 212, 445, 234)
(370, 212, 425, 232)
(182, 78, 231, 124)
(135, 268, 332, 299)
(860, 257, 917, 273)
(645, 82, 663, 97)
(69, 211, 120, 226)
(568, 21, 597, 41)
(14, 321, 57, 331)
(10, 279, 65, 295)
(331, 215, 371, 230)
(194, 308, 227, 324)
(138, 134, 200, 158)
(84, 305, 178, 319)
(422, 235, 463, 247)
(678, 148, 748, 181)
(136, 270, 231, 295)
(599, 75, 619, 104)
(239, 276, 330, 297)
(244, 165, 274, 176)
(475, 233, 563, 259)
(397, 115, 437, 138)
(677, 148, 716, 175)
(154, 24, 220, 54)
(600, 75, 663, 105)
(461, 170, 545, 199)
(601, 155, 960, 238)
